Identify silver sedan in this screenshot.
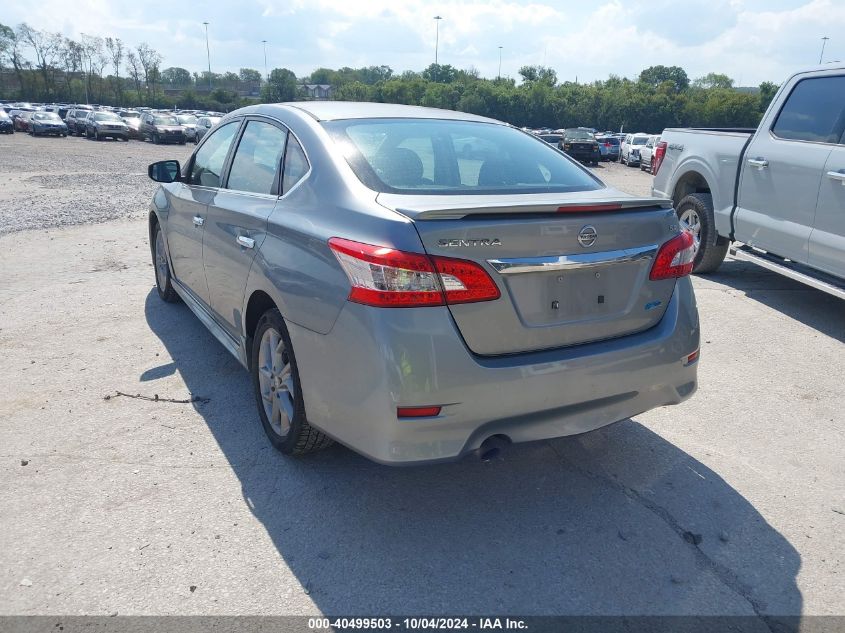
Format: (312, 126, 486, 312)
(147, 102, 699, 465)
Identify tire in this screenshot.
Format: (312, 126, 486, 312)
(95, 131, 101, 141)
(153, 133, 160, 145)
(152, 223, 180, 303)
(251, 308, 333, 456)
(676, 192, 729, 274)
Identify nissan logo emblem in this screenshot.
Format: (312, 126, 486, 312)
(578, 225, 597, 248)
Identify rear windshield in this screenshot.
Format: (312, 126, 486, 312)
(154, 116, 178, 125)
(632, 137, 648, 145)
(323, 119, 601, 195)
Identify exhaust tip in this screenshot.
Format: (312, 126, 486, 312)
(476, 435, 511, 462)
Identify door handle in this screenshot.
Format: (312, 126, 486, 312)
(192, 215, 204, 227)
(826, 170, 845, 185)
(237, 235, 255, 249)
(747, 158, 769, 169)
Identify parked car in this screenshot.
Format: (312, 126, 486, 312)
(639, 135, 661, 173)
(620, 133, 650, 166)
(146, 102, 699, 464)
(30, 111, 68, 137)
(140, 112, 186, 144)
(0, 110, 13, 134)
(652, 64, 845, 298)
(559, 128, 601, 165)
(117, 110, 143, 139)
(175, 114, 199, 142)
(595, 135, 620, 161)
(194, 116, 220, 143)
(14, 111, 34, 132)
(66, 108, 93, 136)
(85, 111, 129, 141)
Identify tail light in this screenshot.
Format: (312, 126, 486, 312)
(604, 143, 612, 148)
(649, 231, 695, 280)
(328, 237, 500, 308)
(653, 141, 668, 175)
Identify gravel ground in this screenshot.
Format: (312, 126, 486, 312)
(0, 131, 652, 235)
(0, 133, 192, 235)
(1, 134, 843, 620)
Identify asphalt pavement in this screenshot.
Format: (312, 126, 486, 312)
(0, 136, 842, 620)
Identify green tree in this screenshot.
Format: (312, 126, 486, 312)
(422, 63, 457, 83)
(693, 72, 734, 89)
(758, 81, 779, 112)
(238, 68, 262, 83)
(638, 65, 689, 92)
(261, 67, 298, 102)
(518, 65, 557, 86)
(335, 81, 373, 101)
(161, 67, 192, 86)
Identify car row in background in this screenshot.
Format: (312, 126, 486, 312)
(0, 101, 225, 144)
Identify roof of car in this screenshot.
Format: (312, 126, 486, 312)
(247, 101, 504, 124)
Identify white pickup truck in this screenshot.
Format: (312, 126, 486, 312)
(652, 64, 845, 299)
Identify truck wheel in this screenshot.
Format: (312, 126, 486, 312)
(676, 193, 729, 274)
(251, 308, 333, 456)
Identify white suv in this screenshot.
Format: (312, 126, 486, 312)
(620, 133, 650, 167)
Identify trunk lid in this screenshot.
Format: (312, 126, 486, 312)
(378, 191, 679, 356)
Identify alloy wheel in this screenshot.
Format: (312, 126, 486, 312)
(257, 328, 295, 438)
(679, 208, 702, 255)
(154, 229, 169, 290)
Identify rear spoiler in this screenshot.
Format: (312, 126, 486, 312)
(397, 197, 673, 221)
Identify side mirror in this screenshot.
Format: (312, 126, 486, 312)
(148, 160, 181, 183)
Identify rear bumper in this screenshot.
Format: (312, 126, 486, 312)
(290, 278, 699, 465)
(566, 149, 600, 161)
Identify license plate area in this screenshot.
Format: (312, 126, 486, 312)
(503, 262, 646, 327)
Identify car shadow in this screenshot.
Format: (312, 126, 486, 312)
(698, 258, 845, 343)
(144, 289, 801, 622)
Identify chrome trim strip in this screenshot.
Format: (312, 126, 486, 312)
(487, 244, 658, 275)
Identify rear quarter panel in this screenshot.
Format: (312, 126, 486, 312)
(241, 107, 426, 339)
(654, 129, 751, 236)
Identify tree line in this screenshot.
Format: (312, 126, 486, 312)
(1, 21, 779, 131)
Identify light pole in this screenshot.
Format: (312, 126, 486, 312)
(80, 32, 90, 104)
(497, 46, 503, 80)
(433, 15, 443, 82)
(203, 22, 212, 92)
(262, 40, 269, 83)
(819, 36, 829, 64)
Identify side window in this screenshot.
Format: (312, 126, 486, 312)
(226, 120, 287, 195)
(190, 121, 240, 187)
(282, 136, 309, 194)
(771, 76, 845, 144)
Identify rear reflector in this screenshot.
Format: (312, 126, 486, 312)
(683, 350, 700, 366)
(557, 203, 623, 213)
(397, 406, 442, 418)
(328, 237, 500, 308)
(649, 231, 695, 280)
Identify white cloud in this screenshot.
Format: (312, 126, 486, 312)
(3, 0, 844, 84)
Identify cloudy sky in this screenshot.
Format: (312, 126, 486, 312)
(6, 0, 844, 85)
